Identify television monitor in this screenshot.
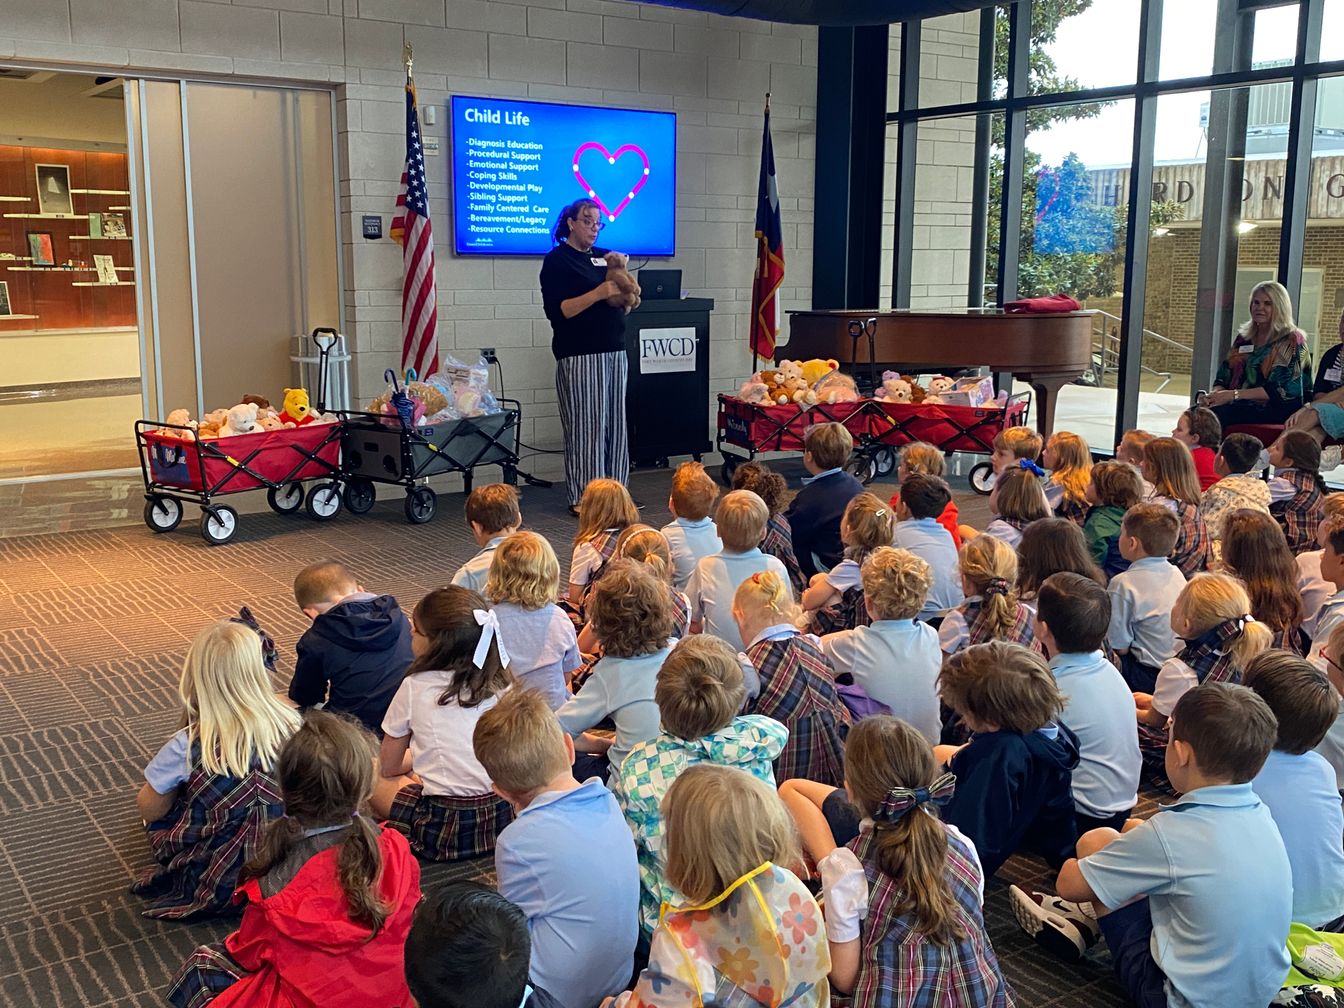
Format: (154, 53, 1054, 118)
(450, 95, 676, 257)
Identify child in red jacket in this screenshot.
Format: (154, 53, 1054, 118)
(168, 711, 422, 1008)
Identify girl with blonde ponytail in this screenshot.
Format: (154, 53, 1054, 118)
(168, 711, 421, 1008)
(735, 569, 850, 787)
(132, 620, 301, 919)
(939, 535, 1038, 657)
(781, 717, 1012, 1004)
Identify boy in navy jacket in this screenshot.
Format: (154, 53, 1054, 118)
(289, 560, 413, 734)
(785, 421, 864, 579)
(935, 639, 1080, 877)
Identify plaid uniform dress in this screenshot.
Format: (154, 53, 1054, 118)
(811, 548, 874, 636)
(763, 512, 808, 596)
(1166, 498, 1212, 578)
(1272, 468, 1326, 555)
(130, 740, 285, 919)
(841, 823, 1014, 1008)
(1138, 619, 1243, 793)
(744, 633, 850, 787)
(562, 528, 623, 628)
(384, 783, 512, 861)
(1053, 494, 1089, 528)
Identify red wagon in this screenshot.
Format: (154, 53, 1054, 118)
(714, 394, 871, 484)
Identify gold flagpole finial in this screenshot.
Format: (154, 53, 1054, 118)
(404, 42, 414, 79)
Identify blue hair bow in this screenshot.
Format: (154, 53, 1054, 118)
(1017, 458, 1046, 477)
(873, 772, 957, 823)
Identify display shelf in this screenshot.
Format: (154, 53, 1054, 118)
(0, 257, 35, 263)
(5, 265, 87, 272)
(0, 196, 32, 203)
(107, 205, 130, 211)
(1, 212, 88, 220)
(68, 234, 131, 240)
(71, 188, 130, 196)
(0, 314, 41, 320)
(70, 281, 135, 287)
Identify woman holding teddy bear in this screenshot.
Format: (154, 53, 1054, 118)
(540, 197, 637, 517)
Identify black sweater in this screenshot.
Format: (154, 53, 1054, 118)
(539, 242, 627, 360)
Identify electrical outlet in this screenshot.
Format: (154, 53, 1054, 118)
(480, 347, 497, 363)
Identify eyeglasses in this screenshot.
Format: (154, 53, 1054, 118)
(575, 215, 605, 231)
(1318, 646, 1342, 677)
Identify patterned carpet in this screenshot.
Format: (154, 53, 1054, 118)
(0, 459, 1138, 1007)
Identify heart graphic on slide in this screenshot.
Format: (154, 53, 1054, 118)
(572, 142, 651, 221)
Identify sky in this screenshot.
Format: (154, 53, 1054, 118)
(1028, 0, 1324, 167)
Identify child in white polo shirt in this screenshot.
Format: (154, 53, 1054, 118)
(451, 484, 521, 594)
(1012, 682, 1291, 1008)
(1035, 572, 1141, 835)
(660, 461, 722, 591)
(1244, 651, 1344, 931)
(1106, 503, 1185, 694)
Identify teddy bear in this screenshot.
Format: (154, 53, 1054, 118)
(604, 251, 641, 311)
(875, 371, 913, 404)
(737, 374, 770, 404)
(220, 402, 260, 437)
(158, 408, 196, 439)
(926, 375, 955, 398)
(279, 387, 314, 426)
(774, 359, 815, 405)
(815, 371, 860, 404)
(196, 408, 230, 439)
(257, 414, 289, 431)
(798, 358, 839, 389)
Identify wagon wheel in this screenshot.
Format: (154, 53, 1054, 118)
(873, 446, 898, 478)
(305, 481, 343, 521)
(343, 478, 377, 514)
(266, 482, 304, 514)
(405, 485, 437, 524)
(719, 454, 740, 487)
(143, 495, 183, 533)
(200, 504, 239, 545)
(969, 462, 996, 495)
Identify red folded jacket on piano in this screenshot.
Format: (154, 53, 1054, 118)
(1002, 293, 1081, 314)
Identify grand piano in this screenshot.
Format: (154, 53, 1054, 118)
(780, 308, 1095, 438)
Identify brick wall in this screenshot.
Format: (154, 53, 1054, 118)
(1, 1, 818, 474)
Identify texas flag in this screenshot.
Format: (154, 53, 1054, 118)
(749, 104, 784, 363)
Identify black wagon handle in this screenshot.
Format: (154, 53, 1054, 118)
(311, 328, 339, 413)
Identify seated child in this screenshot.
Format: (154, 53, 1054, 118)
(289, 560, 414, 734)
(819, 547, 942, 743)
(1036, 573, 1142, 835)
(565, 478, 639, 612)
(613, 635, 788, 936)
(404, 881, 561, 1008)
(1043, 431, 1093, 526)
(485, 531, 580, 710)
(612, 765, 831, 1007)
(1012, 683, 1291, 1008)
(575, 525, 689, 668)
(1106, 503, 1184, 693)
(661, 461, 722, 590)
(785, 421, 865, 579)
(935, 641, 1079, 878)
(687, 489, 790, 651)
(1244, 651, 1344, 931)
(1143, 437, 1212, 577)
(892, 473, 965, 617)
(1298, 493, 1344, 638)
(1270, 429, 1329, 554)
(1017, 517, 1105, 608)
(978, 464, 1050, 549)
(979, 425, 1047, 532)
(939, 534, 1037, 657)
(373, 587, 514, 861)
(1222, 508, 1308, 655)
(167, 712, 420, 1008)
(1312, 521, 1344, 656)
(887, 441, 961, 548)
(1199, 432, 1270, 563)
(452, 484, 522, 594)
(132, 621, 302, 919)
(1115, 428, 1156, 498)
(802, 492, 893, 634)
(1133, 573, 1271, 785)
(557, 559, 675, 779)
(733, 460, 806, 594)
(1083, 460, 1144, 577)
(1317, 623, 1344, 792)
(780, 718, 1012, 1005)
(1172, 405, 1221, 491)
(734, 570, 849, 785)
(473, 690, 639, 1007)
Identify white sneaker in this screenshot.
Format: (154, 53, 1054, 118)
(1322, 445, 1342, 473)
(1009, 885, 1102, 962)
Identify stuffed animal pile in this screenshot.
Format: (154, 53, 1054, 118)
(738, 358, 842, 406)
(873, 371, 959, 405)
(155, 389, 337, 440)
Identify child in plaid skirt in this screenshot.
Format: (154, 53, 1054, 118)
(372, 586, 514, 861)
(802, 493, 893, 636)
(168, 712, 420, 1008)
(131, 620, 301, 920)
(735, 569, 849, 787)
(1270, 430, 1329, 554)
(562, 478, 639, 626)
(1142, 437, 1212, 577)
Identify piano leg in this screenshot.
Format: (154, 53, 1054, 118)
(1026, 376, 1073, 439)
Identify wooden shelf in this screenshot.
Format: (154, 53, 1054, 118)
(5, 266, 84, 272)
(1, 212, 88, 220)
(68, 234, 130, 240)
(0, 196, 32, 203)
(71, 281, 135, 287)
(71, 188, 130, 196)
(0, 257, 35, 263)
(0, 314, 41, 320)
(107, 205, 130, 211)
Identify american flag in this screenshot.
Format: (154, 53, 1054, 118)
(390, 77, 439, 378)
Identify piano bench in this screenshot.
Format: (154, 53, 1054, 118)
(1221, 423, 1284, 445)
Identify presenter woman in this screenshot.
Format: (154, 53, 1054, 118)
(540, 198, 628, 516)
(1200, 280, 1311, 427)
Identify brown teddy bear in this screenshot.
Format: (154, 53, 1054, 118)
(604, 251, 641, 311)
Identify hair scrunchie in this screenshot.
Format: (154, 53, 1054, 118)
(472, 608, 510, 669)
(1017, 458, 1046, 478)
(984, 576, 1011, 597)
(872, 772, 957, 823)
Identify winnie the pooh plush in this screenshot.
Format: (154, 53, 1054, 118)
(799, 358, 839, 389)
(279, 387, 314, 426)
(603, 251, 641, 311)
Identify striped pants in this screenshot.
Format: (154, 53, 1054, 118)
(556, 350, 629, 505)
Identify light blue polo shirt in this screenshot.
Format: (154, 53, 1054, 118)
(451, 535, 507, 595)
(1107, 556, 1185, 668)
(661, 516, 722, 591)
(1049, 651, 1141, 817)
(820, 618, 942, 744)
(1078, 783, 1292, 1008)
(892, 517, 964, 616)
(1316, 705, 1344, 792)
(1252, 748, 1344, 929)
(495, 779, 639, 1008)
(686, 548, 790, 652)
(556, 646, 672, 771)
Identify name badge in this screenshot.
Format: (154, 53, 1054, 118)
(591, 256, 608, 267)
(1327, 367, 1343, 384)
(1236, 343, 1254, 355)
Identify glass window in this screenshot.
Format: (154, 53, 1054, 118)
(1307, 74, 1344, 479)
(1252, 4, 1299, 66)
(1159, 0, 1220, 81)
(1029, 0, 1141, 95)
(1323, 0, 1344, 63)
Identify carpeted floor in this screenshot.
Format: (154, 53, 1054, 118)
(0, 459, 1141, 1007)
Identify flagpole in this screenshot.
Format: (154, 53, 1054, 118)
(752, 91, 770, 377)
